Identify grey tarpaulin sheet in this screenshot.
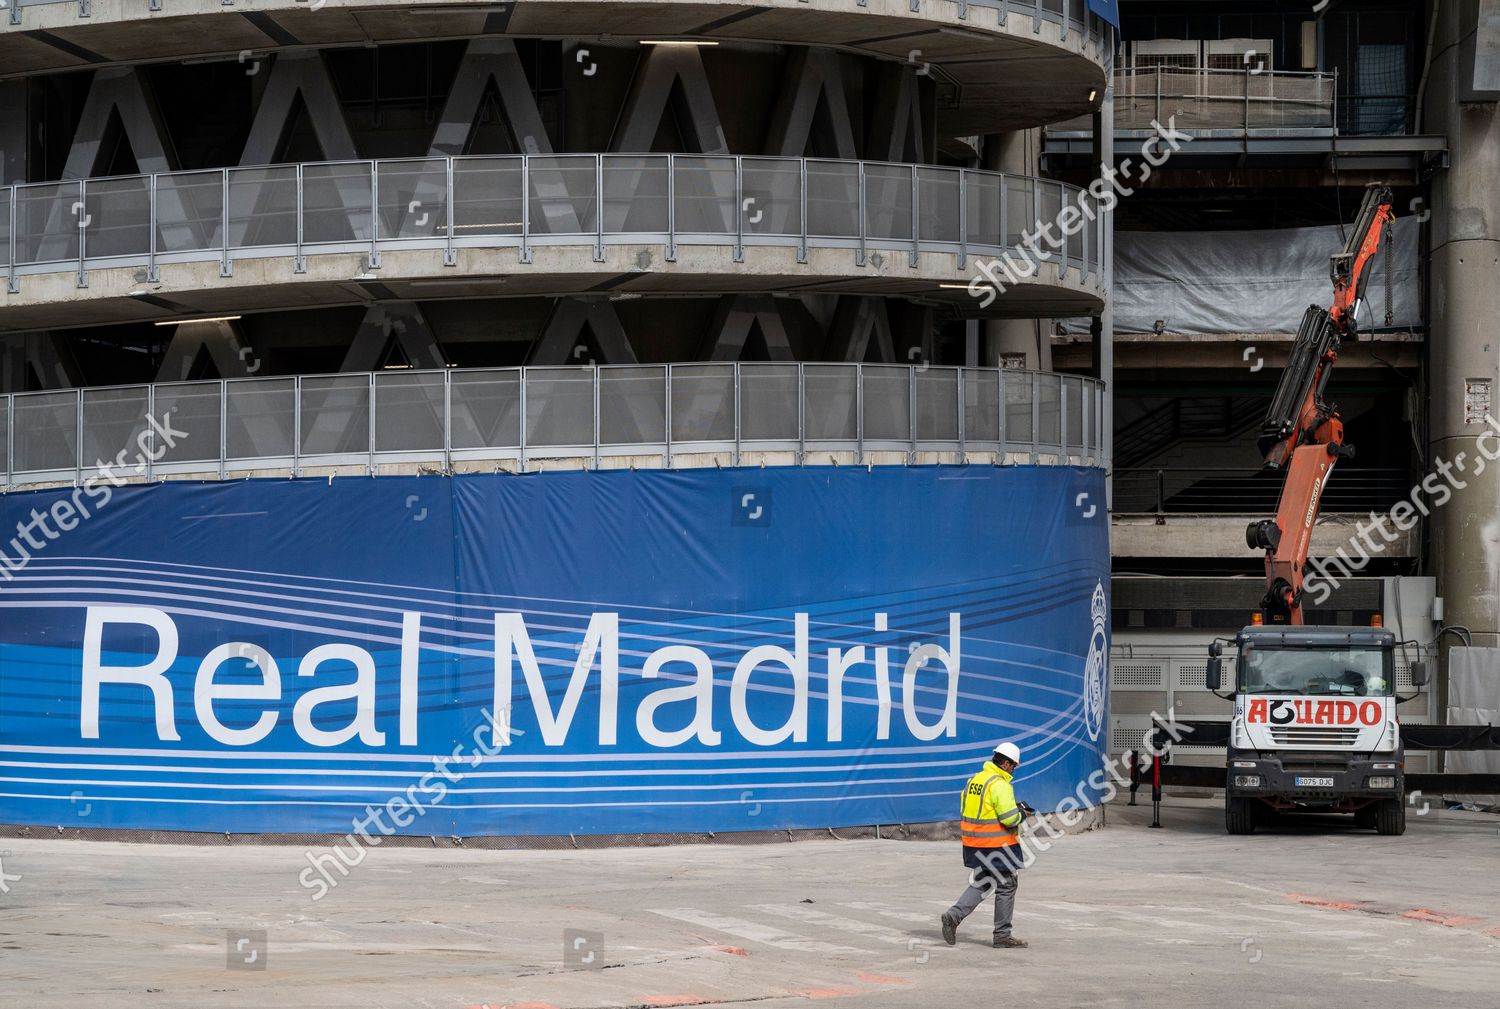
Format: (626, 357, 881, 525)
(1446, 646, 1500, 807)
(1091, 217, 1419, 334)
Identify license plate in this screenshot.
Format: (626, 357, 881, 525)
(1295, 776, 1334, 788)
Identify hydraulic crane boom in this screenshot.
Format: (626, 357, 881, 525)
(1246, 185, 1395, 624)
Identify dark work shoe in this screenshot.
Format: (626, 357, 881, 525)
(993, 936, 1029, 949)
(940, 913, 958, 946)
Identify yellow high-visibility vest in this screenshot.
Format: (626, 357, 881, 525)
(960, 760, 1023, 849)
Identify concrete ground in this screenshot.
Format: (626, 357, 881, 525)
(1, 797, 1498, 1009)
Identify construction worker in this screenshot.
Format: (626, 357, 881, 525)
(940, 741, 1032, 949)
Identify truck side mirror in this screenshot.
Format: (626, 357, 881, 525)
(1206, 656, 1223, 692)
(1410, 660, 1428, 687)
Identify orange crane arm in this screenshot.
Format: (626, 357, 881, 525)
(1246, 185, 1394, 625)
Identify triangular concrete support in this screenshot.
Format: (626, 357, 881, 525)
(528, 300, 638, 365)
(699, 295, 796, 361)
(154, 319, 257, 383)
(0, 332, 83, 392)
(612, 46, 729, 154)
(764, 50, 857, 159)
(340, 303, 447, 372)
(826, 297, 896, 363)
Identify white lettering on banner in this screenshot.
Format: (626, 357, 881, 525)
(81, 606, 182, 741)
(76, 607, 969, 750)
(195, 643, 280, 746)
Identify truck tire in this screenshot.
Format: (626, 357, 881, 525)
(1226, 796, 1257, 835)
(1375, 798, 1406, 836)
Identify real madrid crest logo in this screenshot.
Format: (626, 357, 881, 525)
(1081, 580, 1108, 742)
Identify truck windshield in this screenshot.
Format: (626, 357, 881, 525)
(1238, 645, 1392, 696)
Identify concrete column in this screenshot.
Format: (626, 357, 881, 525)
(1427, 0, 1500, 664)
(981, 130, 1051, 370)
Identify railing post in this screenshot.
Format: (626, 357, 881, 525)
(519, 367, 528, 469)
(664, 364, 672, 468)
(797, 363, 805, 465)
(956, 368, 966, 461)
(218, 381, 227, 481)
(146, 384, 156, 480)
(75, 179, 88, 289)
(5, 393, 13, 490)
(367, 371, 376, 475)
(294, 163, 306, 273)
(368, 160, 381, 270)
(1244, 65, 1251, 135)
(856, 362, 864, 465)
(220, 169, 232, 277)
(592, 364, 601, 469)
(1156, 468, 1166, 518)
(908, 364, 917, 465)
(74, 388, 83, 487)
(293, 375, 302, 478)
(996, 366, 1006, 461)
(667, 154, 677, 262)
(1082, 377, 1091, 464)
(1030, 371, 1039, 464)
(856, 161, 867, 267)
(1155, 64, 1162, 127)
(734, 155, 744, 264)
(958, 168, 968, 270)
(909, 163, 919, 268)
(733, 361, 742, 467)
(999, 171, 1007, 252)
(1057, 182, 1068, 276)
(594, 154, 605, 263)
(444, 156, 457, 267)
(443, 368, 452, 473)
(1060, 376, 1069, 460)
(147, 173, 159, 282)
(798, 158, 808, 265)
(8, 185, 18, 294)
(519, 156, 532, 264)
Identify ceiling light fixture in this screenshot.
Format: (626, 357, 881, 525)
(640, 39, 719, 46)
(153, 315, 242, 326)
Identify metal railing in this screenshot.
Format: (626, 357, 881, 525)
(1115, 466, 1411, 516)
(1051, 66, 1335, 135)
(2, 0, 1111, 50)
(1, 155, 1102, 292)
(0, 364, 1105, 489)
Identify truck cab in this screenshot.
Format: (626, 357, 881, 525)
(1206, 625, 1423, 836)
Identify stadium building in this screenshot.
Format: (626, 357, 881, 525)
(0, 1, 1118, 837)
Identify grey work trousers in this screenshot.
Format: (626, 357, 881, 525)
(947, 871, 1018, 940)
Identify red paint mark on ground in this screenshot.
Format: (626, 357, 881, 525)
(1486, 927, 1500, 939)
(641, 996, 717, 1007)
(790, 986, 861, 999)
(706, 944, 747, 956)
(1285, 893, 1360, 911)
(1402, 909, 1484, 928)
(855, 972, 909, 985)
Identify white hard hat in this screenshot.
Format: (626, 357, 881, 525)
(993, 742, 1022, 765)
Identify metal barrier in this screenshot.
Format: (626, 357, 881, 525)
(1, 155, 1102, 292)
(3, 0, 1111, 49)
(1051, 66, 1335, 135)
(0, 364, 1105, 489)
(1115, 466, 1412, 515)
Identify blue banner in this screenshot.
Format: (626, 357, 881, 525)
(1087, 0, 1119, 29)
(0, 466, 1109, 839)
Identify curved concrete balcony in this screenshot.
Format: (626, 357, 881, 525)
(1, 0, 1110, 134)
(0, 156, 1105, 331)
(0, 363, 1104, 490)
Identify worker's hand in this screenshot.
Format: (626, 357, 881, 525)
(1018, 802, 1035, 819)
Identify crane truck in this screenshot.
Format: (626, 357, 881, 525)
(1203, 185, 1426, 835)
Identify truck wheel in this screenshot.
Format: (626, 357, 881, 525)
(1226, 797, 1257, 835)
(1375, 798, 1406, 836)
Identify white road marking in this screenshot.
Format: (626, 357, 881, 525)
(751, 903, 914, 946)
